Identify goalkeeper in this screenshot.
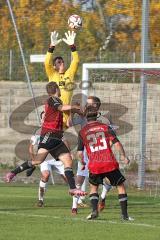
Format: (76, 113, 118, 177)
(45, 30, 79, 128)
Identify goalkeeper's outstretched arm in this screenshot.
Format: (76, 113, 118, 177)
(44, 31, 62, 77)
(63, 31, 79, 81)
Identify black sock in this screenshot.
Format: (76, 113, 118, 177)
(64, 167, 76, 189)
(11, 161, 33, 175)
(118, 194, 128, 218)
(90, 193, 99, 212)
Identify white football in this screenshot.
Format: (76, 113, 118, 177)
(68, 14, 82, 29)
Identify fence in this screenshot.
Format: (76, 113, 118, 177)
(0, 79, 160, 190)
(1, 50, 160, 82)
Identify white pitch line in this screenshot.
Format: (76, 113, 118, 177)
(0, 194, 35, 198)
(0, 194, 55, 199)
(0, 195, 158, 204)
(0, 211, 159, 229)
(129, 201, 149, 204)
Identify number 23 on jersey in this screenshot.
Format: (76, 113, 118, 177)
(87, 131, 107, 153)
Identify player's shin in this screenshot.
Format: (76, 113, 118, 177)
(79, 178, 87, 201)
(90, 193, 99, 212)
(101, 183, 111, 201)
(38, 180, 47, 202)
(11, 160, 33, 175)
(72, 196, 79, 209)
(64, 167, 76, 189)
(101, 185, 107, 201)
(65, 168, 87, 196)
(118, 193, 128, 219)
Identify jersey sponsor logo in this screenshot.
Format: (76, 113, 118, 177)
(59, 81, 65, 86)
(87, 152, 115, 162)
(86, 126, 104, 133)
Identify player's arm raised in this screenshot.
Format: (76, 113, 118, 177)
(62, 31, 79, 81)
(45, 31, 62, 77)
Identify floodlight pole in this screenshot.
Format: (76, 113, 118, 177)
(138, 0, 150, 189)
(6, 0, 40, 125)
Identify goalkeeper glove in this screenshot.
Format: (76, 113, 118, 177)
(50, 31, 62, 47)
(62, 31, 76, 46)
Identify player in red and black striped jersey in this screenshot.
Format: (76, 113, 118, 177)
(40, 96, 63, 136)
(5, 82, 87, 197)
(78, 122, 120, 174)
(77, 97, 133, 221)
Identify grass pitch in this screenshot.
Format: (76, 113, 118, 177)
(0, 183, 160, 240)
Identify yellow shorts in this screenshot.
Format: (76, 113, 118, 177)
(60, 91, 73, 130)
(63, 112, 70, 130)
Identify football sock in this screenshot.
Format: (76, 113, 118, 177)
(118, 194, 128, 218)
(101, 185, 107, 200)
(76, 184, 81, 189)
(26, 166, 36, 177)
(90, 193, 99, 212)
(80, 178, 87, 200)
(77, 197, 83, 204)
(103, 182, 112, 192)
(75, 184, 83, 205)
(11, 160, 33, 175)
(72, 196, 78, 209)
(39, 180, 47, 201)
(101, 183, 112, 200)
(101, 197, 106, 203)
(64, 167, 76, 189)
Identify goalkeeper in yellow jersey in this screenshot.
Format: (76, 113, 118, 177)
(45, 30, 79, 128)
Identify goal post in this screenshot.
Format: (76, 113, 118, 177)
(82, 63, 160, 189)
(82, 62, 160, 104)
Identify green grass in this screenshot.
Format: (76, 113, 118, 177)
(0, 183, 160, 240)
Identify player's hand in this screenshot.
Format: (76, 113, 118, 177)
(62, 31, 76, 45)
(72, 104, 81, 110)
(71, 105, 84, 116)
(121, 156, 130, 165)
(50, 31, 62, 46)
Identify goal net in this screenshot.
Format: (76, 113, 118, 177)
(80, 63, 160, 194)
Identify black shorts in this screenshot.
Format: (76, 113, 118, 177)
(89, 169, 126, 187)
(38, 132, 69, 159)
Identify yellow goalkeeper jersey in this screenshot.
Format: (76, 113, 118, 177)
(44, 50, 79, 127)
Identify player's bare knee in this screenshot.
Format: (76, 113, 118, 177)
(41, 171, 50, 182)
(117, 183, 126, 194)
(59, 153, 72, 167)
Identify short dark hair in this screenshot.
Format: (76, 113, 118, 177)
(87, 96, 101, 110)
(53, 56, 64, 65)
(84, 96, 101, 121)
(46, 82, 59, 95)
